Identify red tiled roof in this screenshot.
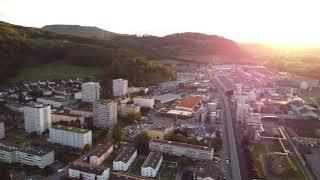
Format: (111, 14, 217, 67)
(176, 96, 202, 109)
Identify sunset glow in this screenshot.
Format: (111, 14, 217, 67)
(1, 0, 320, 46)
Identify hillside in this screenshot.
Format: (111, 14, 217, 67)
(42, 25, 122, 40)
(113, 33, 251, 63)
(42, 24, 252, 63)
(0, 21, 175, 88)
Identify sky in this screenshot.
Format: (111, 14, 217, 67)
(1, 0, 320, 47)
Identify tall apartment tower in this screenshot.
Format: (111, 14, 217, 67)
(0, 122, 5, 139)
(93, 100, 117, 128)
(24, 104, 52, 134)
(81, 82, 100, 102)
(113, 79, 128, 97)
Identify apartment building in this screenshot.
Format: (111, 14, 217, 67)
(149, 139, 214, 160)
(69, 163, 110, 180)
(93, 100, 117, 128)
(113, 79, 128, 97)
(81, 82, 100, 102)
(48, 125, 92, 148)
(89, 143, 113, 166)
(0, 142, 54, 168)
(141, 151, 163, 177)
(133, 97, 154, 109)
(51, 113, 84, 124)
(68, 108, 93, 118)
(0, 122, 5, 139)
(119, 104, 140, 116)
(113, 147, 137, 171)
(24, 103, 52, 135)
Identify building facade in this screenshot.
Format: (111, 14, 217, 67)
(48, 125, 92, 148)
(81, 82, 100, 102)
(24, 104, 52, 135)
(133, 97, 154, 109)
(89, 143, 113, 166)
(93, 100, 117, 128)
(69, 163, 110, 180)
(149, 139, 214, 160)
(113, 147, 137, 171)
(0, 142, 54, 168)
(113, 79, 128, 97)
(119, 104, 141, 116)
(141, 151, 163, 177)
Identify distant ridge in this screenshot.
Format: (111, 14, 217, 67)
(42, 24, 123, 40)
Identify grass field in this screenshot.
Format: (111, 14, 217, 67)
(127, 157, 145, 176)
(9, 63, 100, 83)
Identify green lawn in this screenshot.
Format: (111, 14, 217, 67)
(102, 149, 122, 168)
(158, 161, 177, 180)
(9, 63, 100, 83)
(127, 157, 145, 176)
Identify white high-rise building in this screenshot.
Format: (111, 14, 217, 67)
(113, 79, 128, 97)
(24, 104, 51, 135)
(81, 82, 100, 102)
(93, 100, 117, 128)
(0, 122, 5, 139)
(48, 125, 92, 148)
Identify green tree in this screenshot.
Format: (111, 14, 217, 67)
(112, 125, 123, 144)
(83, 144, 92, 151)
(134, 131, 151, 155)
(127, 112, 142, 122)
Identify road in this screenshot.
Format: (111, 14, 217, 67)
(221, 95, 242, 180)
(281, 127, 315, 180)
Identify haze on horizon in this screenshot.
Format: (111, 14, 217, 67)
(1, 0, 320, 47)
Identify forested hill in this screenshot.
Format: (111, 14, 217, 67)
(113, 32, 251, 62)
(42, 25, 122, 40)
(42, 25, 252, 63)
(0, 21, 175, 86)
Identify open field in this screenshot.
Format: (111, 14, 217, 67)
(9, 63, 100, 83)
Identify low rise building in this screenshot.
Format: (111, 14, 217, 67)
(69, 163, 110, 180)
(133, 97, 154, 109)
(141, 151, 163, 177)
(89, 143, 113, 166)
(149, 139, 214, 160)
(68, 108, 93, 118)
(154, 93, 181, 104)
(119, 104, 141, 116)
(113, 147, 137, 171)
(176, 96, 202, 112)
(51, 113, 84, 124)
(0, 142, 54, 168)
(146, 122, 174, 140)
(48, 125, 92, 148)
(36, 97, 69, 108)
